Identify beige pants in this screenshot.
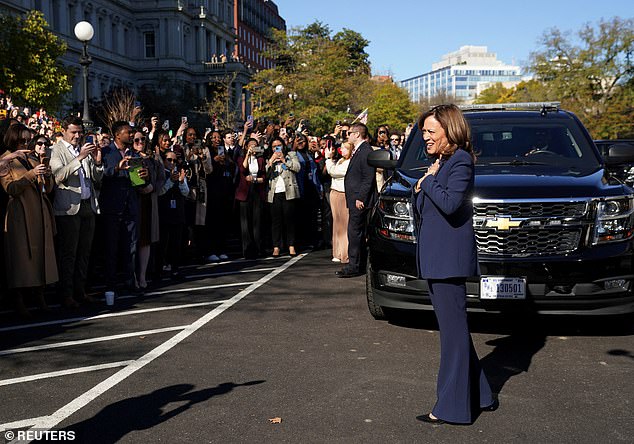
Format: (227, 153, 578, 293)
(330, 189, 349, 263)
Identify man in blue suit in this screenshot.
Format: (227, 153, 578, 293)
(336, 123, 377, 278)
(413, 105, 496, 425)
(99, 121, 144, 296)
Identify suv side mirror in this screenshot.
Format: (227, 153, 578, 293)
(604, 144, 634, 166)
(368, 149, 398, 169)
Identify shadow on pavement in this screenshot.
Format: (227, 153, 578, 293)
(41, 380, 265, 443)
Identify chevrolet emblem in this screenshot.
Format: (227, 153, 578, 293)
(486, 217, 522, 231)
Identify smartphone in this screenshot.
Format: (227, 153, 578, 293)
(279, 127, 287, 138)
(134, 101, 141, 108)
(40, 156, 50, 167)
(181, 116, 188, 124)
(247, 115, 254, 125)
(341, 130, 347, 139)
(86, 135, 94, 144)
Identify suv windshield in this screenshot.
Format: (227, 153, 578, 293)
(400, 115, 602, 175)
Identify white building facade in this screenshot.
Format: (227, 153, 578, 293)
(400, 46, 522, 104)
(0, 0, 267, 117)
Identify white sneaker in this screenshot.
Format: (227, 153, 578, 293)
(206, 254, 220, 262)
(332, 257, 341, 262)
(219, 254, 229, 260)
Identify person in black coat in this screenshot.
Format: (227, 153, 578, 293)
(99, 121, 145, 295)
(158, 151, 190, 278)
(336, 123, 377, 277)
(413, 104, 496, 425)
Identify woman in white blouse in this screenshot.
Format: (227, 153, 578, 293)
(325, 141, 352, 263)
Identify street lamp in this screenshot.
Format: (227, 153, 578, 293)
(74, 21, 94, 129)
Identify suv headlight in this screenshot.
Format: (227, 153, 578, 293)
(592, 196, 634, 244)
(377, 197, 416, 242)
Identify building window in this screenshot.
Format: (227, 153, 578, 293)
(144, 32, 156, 58)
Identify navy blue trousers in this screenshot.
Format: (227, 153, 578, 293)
(428, 278, 493, 423)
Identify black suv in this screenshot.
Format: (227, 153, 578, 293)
(366, 102, 634, 318)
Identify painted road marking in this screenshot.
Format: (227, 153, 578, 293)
(0, 326, 187, 356)
(23, 254, 305, 435)
(0, 361, 135, 387)
(0, 300, 233, 333)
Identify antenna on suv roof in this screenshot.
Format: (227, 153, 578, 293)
(459, 102, 561, 112)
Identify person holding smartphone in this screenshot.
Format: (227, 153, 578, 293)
(0, 123, 57, 317)
(266, 137, 300, 257)
(50, 116, 104, 308)
(235, 137, 266, 259)
(158, 151, 189, 278)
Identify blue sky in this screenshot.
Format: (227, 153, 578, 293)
(272, 0, 632, 81)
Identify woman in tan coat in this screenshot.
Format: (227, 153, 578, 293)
(325, 141, 352, 263)
(0, 124, 57, 316)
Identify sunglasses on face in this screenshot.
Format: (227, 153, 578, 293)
(134, 137, 146, 143)
(166, 158, 176, 163)
(35, 141, 48, 146)
(378, 131, 387, 135)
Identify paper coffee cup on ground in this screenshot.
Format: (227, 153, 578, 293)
(105, 291, 115, 306)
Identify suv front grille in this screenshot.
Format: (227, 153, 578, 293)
(474, 201, 588, 218)
(476, 229, 582, 257)
(473, 200, 590, 257)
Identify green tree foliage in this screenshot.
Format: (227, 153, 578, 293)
(529, 17, 634, 138)
(249, 22, 414, 135)
(367, 80, 416, 131)
(333, 29, 371, 75)
(474, 80, 552, 104)
(0, 10, 71, 110)
(477, 17, 634, 138)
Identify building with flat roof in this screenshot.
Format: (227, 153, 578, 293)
(400, 46, 522, 104)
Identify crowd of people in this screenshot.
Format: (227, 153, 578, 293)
(0, 96, 410, 318)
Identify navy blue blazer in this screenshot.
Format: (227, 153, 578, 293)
(415, 148, 479, 279)
(343, 141, 377, 209)
(98, 143, 140, 217)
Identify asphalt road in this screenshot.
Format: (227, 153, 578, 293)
(0, 250, 633, 443)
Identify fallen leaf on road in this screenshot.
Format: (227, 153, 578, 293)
(268, 417, 282, 424)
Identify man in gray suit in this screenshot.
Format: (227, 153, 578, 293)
(50, 116, 103, 307)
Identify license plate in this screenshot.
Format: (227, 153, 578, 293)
(480, 276, 526, 300)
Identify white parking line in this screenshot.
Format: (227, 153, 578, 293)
(0, 416, 49, 433)
(0, 326, 187, 356)
(144, 281, 253, 296)
(0, 361, 135, 387)
(22, 254, 306, 436)
(185, 267, 277, 280)
(0, 300, 232, 333)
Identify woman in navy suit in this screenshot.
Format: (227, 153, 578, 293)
(413, 104, 496, 425)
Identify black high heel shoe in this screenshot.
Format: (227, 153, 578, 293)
(416, 413, 445, 424)
(481, 396, 499, 412)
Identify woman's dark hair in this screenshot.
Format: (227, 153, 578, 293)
(293, 133, 307, 150)
(269, 137, 287, 156)
(3, 123, 30, 151)
(205, 130, 222, 147)
(133, 129, 152, 156)
(28, 135, 51, 152)
(418, 104, 475, 161)
(151, 130, 171, 151)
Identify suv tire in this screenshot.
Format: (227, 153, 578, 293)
(366, 259, 387, 320)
